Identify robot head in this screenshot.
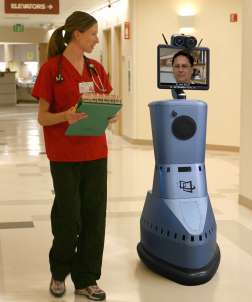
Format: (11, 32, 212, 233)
(170, 34, 197, 49)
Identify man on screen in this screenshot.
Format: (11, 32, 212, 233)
(172, 50, 194, 84)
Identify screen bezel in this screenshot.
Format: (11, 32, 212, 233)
(157, 44, 210, 90)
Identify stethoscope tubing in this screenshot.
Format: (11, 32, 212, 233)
(56, 55, 107, 93)
(90, 71, 106, 93)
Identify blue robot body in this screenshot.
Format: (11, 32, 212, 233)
(150, 100, 207, 164)
(137, 100, 220, 285)
(152, 163, 207, 199)
(141, 193, 215, 270)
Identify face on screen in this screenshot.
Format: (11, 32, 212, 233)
(172, 55, 194, 84)
(158, 45, 209, 90)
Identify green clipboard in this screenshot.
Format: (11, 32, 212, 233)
(65, 101, 122, 136)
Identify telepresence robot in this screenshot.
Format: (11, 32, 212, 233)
(137, 35, 220, 285)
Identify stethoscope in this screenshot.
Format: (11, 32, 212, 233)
(55, 55, 107, 93)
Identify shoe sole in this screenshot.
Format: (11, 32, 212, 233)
(50, 288, 65, 297)
(75, 290, 106, 301)
(49, 283, 66, 298)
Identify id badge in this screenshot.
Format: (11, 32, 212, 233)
(79, 82, 95, 93)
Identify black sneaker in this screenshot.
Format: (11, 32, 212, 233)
(49, 278, 66, 297)
(75, 285, 106, 301)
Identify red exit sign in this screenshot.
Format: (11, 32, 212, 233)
(5, 0, 59, 14)
(230, 13, 238, 22)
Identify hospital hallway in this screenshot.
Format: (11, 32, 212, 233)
(0, 104, 251, 302)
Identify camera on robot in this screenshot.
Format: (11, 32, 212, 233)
(170, 34, 197, 49)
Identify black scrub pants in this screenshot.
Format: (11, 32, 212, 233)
(49, 158, 107, 289)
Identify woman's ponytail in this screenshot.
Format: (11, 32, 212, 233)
(47, 12, 97, 59)
(47, 26, 66, 58)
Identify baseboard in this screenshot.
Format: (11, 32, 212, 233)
(239, 194, 252, 210)
(17, 100, 38, 104)
(206, 144, 240, 152)
(122, 135, 153, 145)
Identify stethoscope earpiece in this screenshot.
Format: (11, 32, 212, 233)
(56, 74, 63, 82)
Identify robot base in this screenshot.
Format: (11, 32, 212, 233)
(137, 242, 220, 286)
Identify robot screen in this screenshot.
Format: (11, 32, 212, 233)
(157, 45, 210, 90)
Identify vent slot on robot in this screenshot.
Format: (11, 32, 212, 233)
(178, 167, 191, 172)
(142, 218, 215, 243)
(158, 165, 203, 173)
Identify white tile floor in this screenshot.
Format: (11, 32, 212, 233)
(0, 104, 252, 302)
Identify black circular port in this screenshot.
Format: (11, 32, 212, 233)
(171, 110, 178, 117)
(172, 115, 197, 140)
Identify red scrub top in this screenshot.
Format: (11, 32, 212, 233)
(32, 55, 112, 162)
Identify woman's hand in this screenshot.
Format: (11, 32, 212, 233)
(64, 106, 88, 124)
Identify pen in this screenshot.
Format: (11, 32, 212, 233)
(71, 103, 78, 112)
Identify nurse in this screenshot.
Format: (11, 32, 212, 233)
(32, 11, 116, 301)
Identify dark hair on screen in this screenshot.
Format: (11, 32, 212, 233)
(47, 11, 97, 58)
(172, 50, 194, 66)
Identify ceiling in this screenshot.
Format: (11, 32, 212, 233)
(0, 0, 108, 28)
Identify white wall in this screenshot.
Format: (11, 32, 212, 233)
(0, 44, 4, 61)
(0, 27, 48, 43)
(0, 44, 13, 62)
(239, 0, 252, 204)
(4, 44, 14, 62)
(13, 44, 38, 62)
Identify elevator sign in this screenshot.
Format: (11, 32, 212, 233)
(5, 0, 59, 14)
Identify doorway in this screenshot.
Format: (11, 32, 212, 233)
(103, 29, 112, 82)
